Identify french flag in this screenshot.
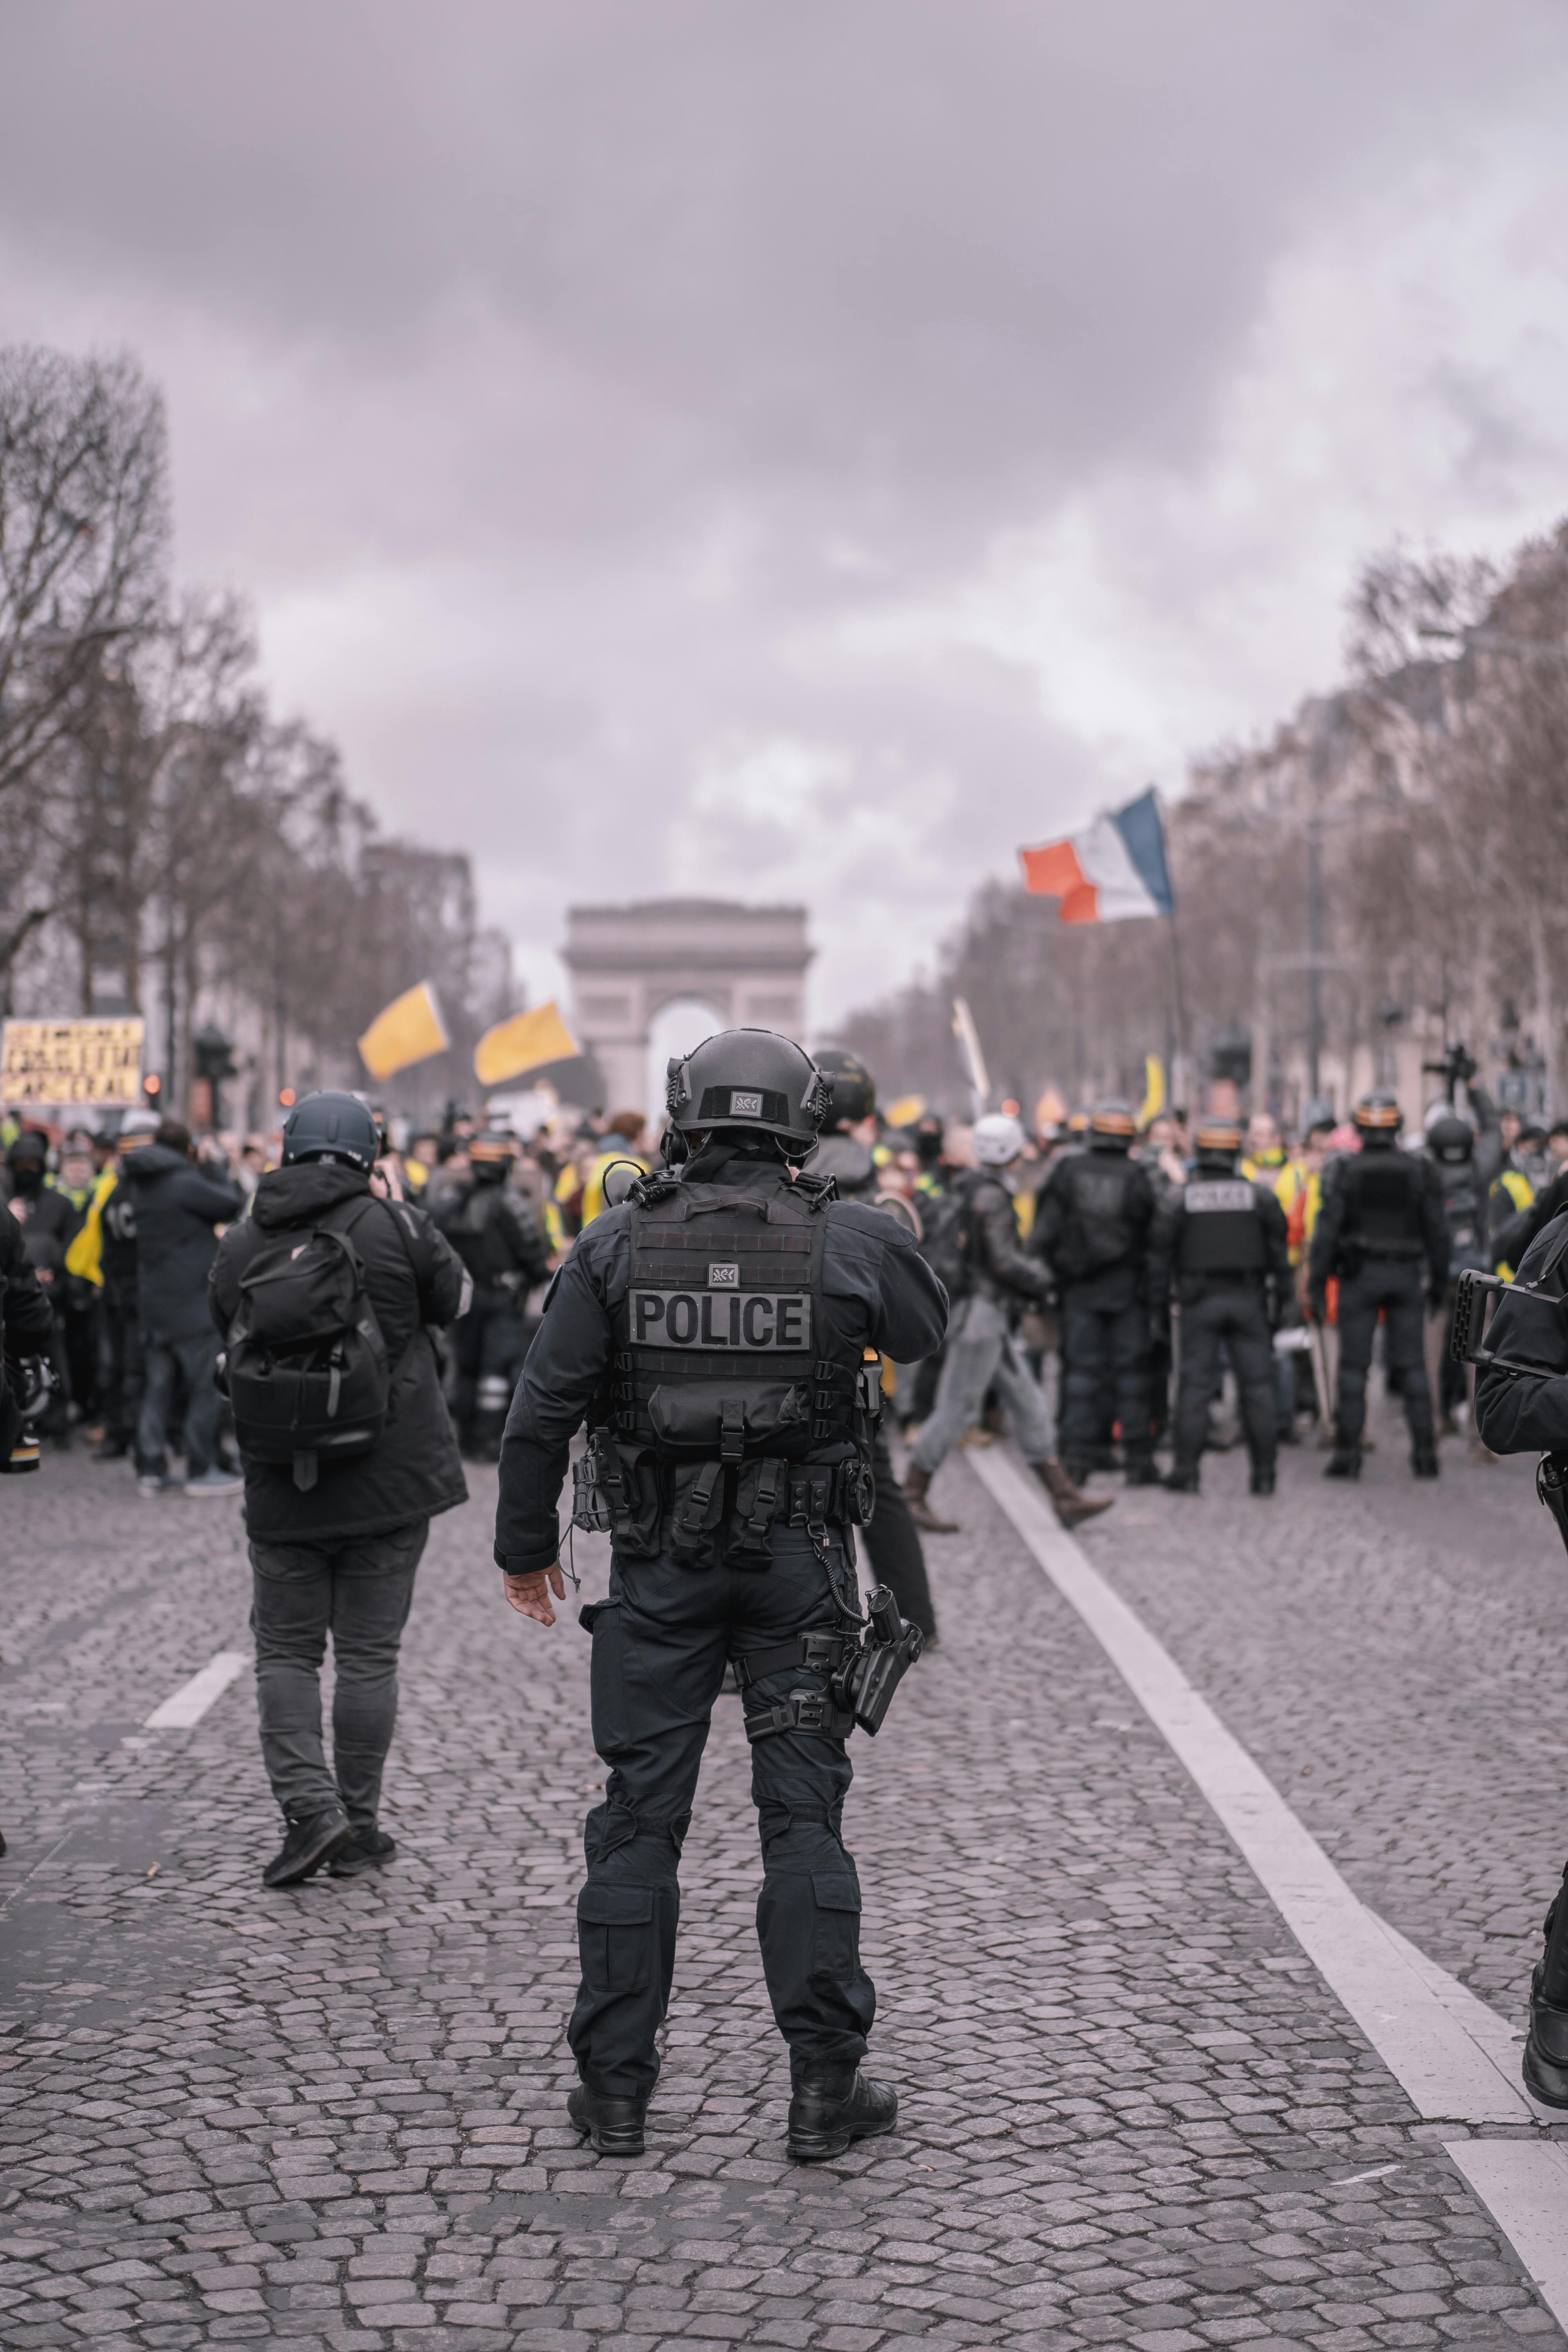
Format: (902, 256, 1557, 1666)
(1019, 787, 1174, 924)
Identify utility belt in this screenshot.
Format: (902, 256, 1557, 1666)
(734, 1586, 924, 1744)
(572, 1429, 875, 1570)
(1340, 1238, 1424, 1270)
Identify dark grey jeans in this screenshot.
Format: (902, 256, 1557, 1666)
(249, 1521, 428, 1830)
(138, 1328, 223, 1479)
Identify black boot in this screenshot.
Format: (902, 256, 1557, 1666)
(1249, 1457, 1276, 1496)
(1123, 1457, 1161, 1488)
(1323, 1441, 1361, 1479)
(330, 1827, 397, 1878)
(262, 1805, 353, 1889)
(568, 2082, 648, 2156)
(1523, 1884, 1568, 2108)
(1163, 1463, 1200, 1494)
(1412, 1441, 1439, 1479)
(786, 2064, 898, 2162)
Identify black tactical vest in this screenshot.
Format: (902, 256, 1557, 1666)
(1341, 1151, 1425, 1256)
(610, 1178, 863, 1466)
(1178, 1177, 1266, 1276)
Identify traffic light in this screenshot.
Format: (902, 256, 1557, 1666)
(142, 1072, 162, 1104)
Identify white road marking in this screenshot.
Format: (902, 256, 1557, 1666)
(965, 1446, 1532, 2125)
(144, 1649, 250, 1730)
(1445, 2141, 1568, 2330)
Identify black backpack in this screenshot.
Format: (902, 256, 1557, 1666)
(918, 1174, 978, 1305)
(222, 1197, 399, 1491)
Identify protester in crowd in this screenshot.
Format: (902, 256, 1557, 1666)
(123, 1117, 244, 1495)
(3, 1129, 78, 1446)
(65, 1110, 159, 1461)
(210, 1090, 470, 1888)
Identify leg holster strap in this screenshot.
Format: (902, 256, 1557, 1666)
(735, 1628, 855, 1688)
(743, 1687, 857, 1743)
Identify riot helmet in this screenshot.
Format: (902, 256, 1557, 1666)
(1427, 1113, 1475, 1169)
(1352, 1091, 1403, 1148)
(469, 1132, 517, 1185)
(1194, 1118, 1242, 1169)
(281, 1090, 380, 1173)
(814, 1047, 876, 1132)
(973, 1112, 1026, 1167)
(664, 1028, 829, 1162)
(1090, 1100, 1136, 1152)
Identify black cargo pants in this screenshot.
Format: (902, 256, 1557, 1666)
(571, 1521, 873, 2101)
(1172, 1283, 1277, 1473)
(1058, 1277, 1153, 1472)
(1334, 1256, 1434, 1448)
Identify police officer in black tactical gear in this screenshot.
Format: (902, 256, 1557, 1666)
(432, 1132, 552, 1460)
(808, 1049, 939, 1644)
(1471, 1204, 1568, 2107)
(494, 1029, 947, 2165)
(1151, 1119, 1292, 1497)
(2, 1192, 57, 1478)
(1031, 1099, 1158, 1486)
(1309, 1092, 1448, 1479)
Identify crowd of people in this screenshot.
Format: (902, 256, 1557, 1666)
(4, 1054, 1562, 1500)
(7, 1035, 1568, 2148)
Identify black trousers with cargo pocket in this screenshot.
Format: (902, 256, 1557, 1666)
(570, 1521, 874, 2102)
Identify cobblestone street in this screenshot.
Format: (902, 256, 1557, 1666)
(5, 1397, 1568, 2350)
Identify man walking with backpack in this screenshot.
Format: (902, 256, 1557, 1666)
(903, 1112, 1109, 1534)
(210, 1092, 470, 1888)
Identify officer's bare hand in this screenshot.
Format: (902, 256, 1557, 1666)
(503, 1564, 566, 1625)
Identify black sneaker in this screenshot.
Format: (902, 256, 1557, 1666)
(1323, 1449, 1361, 1480)
(1123, 1460, 1161, 1488)
(329, 1828, 397, 1878)
(1250, 1462, 1277, 1496)
(786, 2065, 898, 2162)
(567, 2082, 648, 2156)
(1412, 1444, 1440, 1480)
(1162, 1466, 1201, 1494)
(262, 1807, 353, 1889)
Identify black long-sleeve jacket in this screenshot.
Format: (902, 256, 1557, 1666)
(2, 1208, 55, 1367)
(1474, 1212, 1568, 1455)
(1031, 1147, 1155, 1296)
(494, 1146, 948, 1575)
(1308, 1145, 1449, 1303)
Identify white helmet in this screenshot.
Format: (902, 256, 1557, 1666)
(973, 1112, 1026, 1167)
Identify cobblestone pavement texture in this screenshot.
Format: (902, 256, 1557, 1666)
(3, 1387, 1568, 2349)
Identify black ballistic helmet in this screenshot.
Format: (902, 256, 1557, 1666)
(1090, 1099, 1136, 1151)
(1352, 1091, 1403, 1145)
(281, 1090, 380, 1172)
(1427, 1113, 1475, 1167)
(665, 1029, 829, 1158)
(814, 1046, 877, 1132)
(1194, 1118, 1243, 1166)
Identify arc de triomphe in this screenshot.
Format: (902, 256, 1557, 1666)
(562, 900, 812, 1114)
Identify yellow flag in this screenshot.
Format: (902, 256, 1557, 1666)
(474, 1000, 579, 1088)
(1138, 1053, 1166, 1127)
(358, 982, 449, 1082)
(884, 1093, 925, 1129)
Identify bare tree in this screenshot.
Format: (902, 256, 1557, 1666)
(0, 347, 169, 810)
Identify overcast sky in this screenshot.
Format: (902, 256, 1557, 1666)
(4, 2, 1568, 1027)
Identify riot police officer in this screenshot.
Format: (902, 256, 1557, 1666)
(1151, 1119, 1291, 1495)
(433, 1132, 551, 1459)
(810, 1049, 939, 1643)
(1309, 1092, 1448, 1478)
(494, 1030, 947, 2163)
(1032, 1100, 1158, 1485)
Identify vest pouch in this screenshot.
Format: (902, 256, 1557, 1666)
(599, 1441, 662, 1557)
(646, 1379, 810, 1459)
(728, 1456, 789, 1567)
(570, 1433, 616, 1535)
(668, 1459, 727, 1570)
